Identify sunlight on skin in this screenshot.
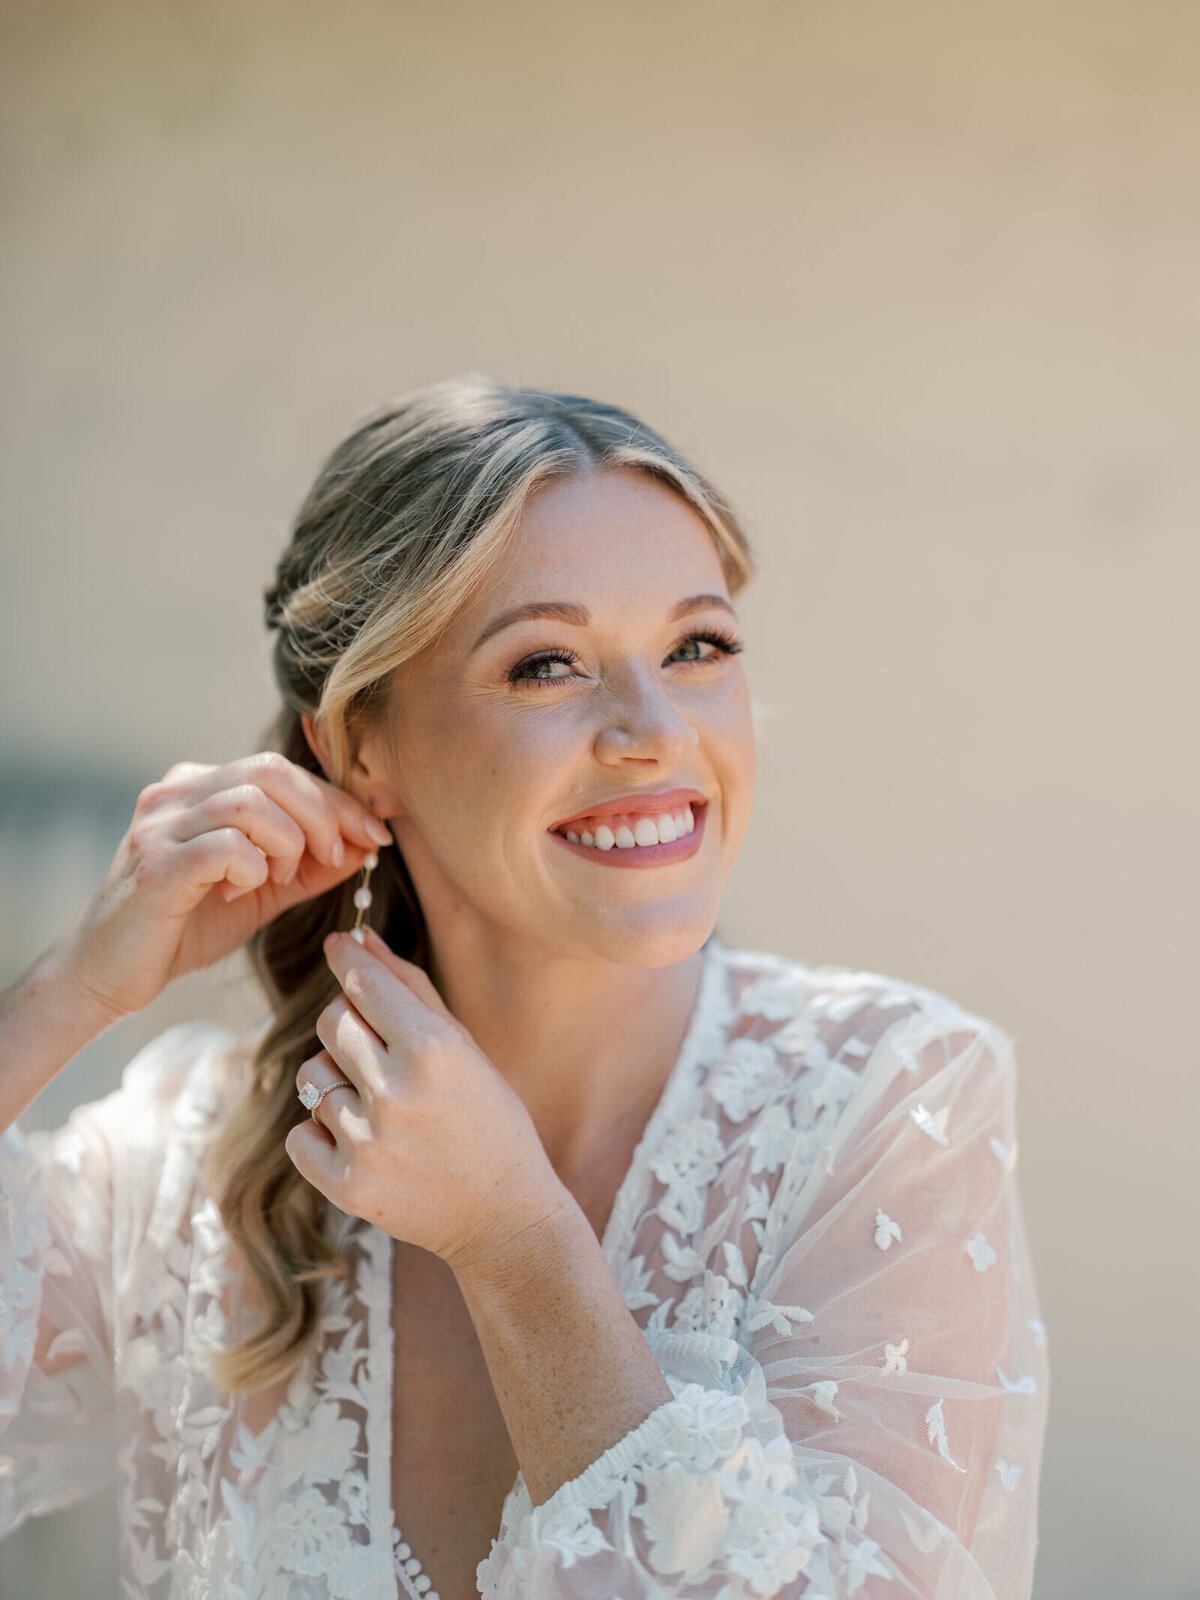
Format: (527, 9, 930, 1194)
(304, 466, 756, 1166)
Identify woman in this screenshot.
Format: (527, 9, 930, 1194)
(0, 376, 1048, 1599)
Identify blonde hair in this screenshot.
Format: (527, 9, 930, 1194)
(206, 373, 757, 1392)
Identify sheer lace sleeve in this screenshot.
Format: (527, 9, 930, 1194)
(477, 999, 1048, 1600)
(0, 1021, 234, 1536)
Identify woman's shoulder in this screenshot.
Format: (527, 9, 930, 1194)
(16, 1017, 265, 1224)
(701, 939, 1018, 1220)
(710, 935, 1013, 1073)
(0, 1020, 265, 1320)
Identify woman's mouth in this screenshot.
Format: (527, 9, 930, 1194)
(548, 801, 708, 868)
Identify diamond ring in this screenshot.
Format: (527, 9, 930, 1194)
(298, 1079, 356, 1120)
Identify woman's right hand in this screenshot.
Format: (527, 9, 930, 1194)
(59, 753, 394, 1025)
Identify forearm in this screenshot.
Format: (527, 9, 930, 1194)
(0, 939, 121, 1133)
(454, 1194, 673, 1508)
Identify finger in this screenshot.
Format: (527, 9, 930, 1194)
(323, 931, 436, 1051)
(166, 752, 389, 869)
(227, 752, 392, 866)
(294, 1049, 361, 1139)
(171, 827, 271, 899)
(226, 834, 381, 911)
(285, 1117, 350, 1191)
(312, 1085, 368, 1145)
(359, 927, 458, 1027)
(269, 834, 376, 907)
(158, 761, 218, 789)
(314, 994, 388, 1095)
(175, 785, 309, 885)
(295, 1046, 361, 1102)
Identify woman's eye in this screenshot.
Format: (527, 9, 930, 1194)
(509, 649, 577, 686)
(507, 628, 744, 689)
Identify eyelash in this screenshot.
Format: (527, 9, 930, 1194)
(507, 627, 745, 690)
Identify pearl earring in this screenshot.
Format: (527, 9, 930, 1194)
(349, 843, 383, 944)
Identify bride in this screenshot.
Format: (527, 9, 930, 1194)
(0, 375, 1048, 1599)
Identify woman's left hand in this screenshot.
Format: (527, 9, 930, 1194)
(285, 926, 573, 1279)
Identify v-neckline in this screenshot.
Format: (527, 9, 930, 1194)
(366, 934, 728, 1600)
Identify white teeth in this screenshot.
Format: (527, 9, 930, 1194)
(561, 804, 699, 851)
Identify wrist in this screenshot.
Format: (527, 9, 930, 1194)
(447, 1180, 589, 1295)
(0, 940, 126, 1134)
(25, 936, 132, 1044)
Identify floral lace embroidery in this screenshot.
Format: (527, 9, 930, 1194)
(965, 1229, 998, 1271)
(873, 1208, 903, 1250)
(882, 1339, 909, 1376)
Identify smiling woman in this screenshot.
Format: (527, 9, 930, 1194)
(0, 375, 1047, 1600)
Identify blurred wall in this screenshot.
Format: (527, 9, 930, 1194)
(2, 2, 1197, 1596)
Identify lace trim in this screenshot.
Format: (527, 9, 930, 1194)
(391, 1530, 440, 1600)
(599, 934, 729, 1265)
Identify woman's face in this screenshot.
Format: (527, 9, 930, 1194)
(361, 466, 756, 970)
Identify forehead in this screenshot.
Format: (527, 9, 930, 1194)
(497, 467, 727, 594)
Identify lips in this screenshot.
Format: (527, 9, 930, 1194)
(549, 787, 708, 833)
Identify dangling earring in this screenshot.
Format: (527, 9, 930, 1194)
(349, 840, 384, 944)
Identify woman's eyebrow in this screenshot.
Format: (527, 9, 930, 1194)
(470, 593, 735, 653)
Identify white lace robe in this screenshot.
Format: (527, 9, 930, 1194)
(0, 936, 1049, 1598)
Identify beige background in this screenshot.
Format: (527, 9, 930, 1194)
(2, 2, 1197, 1595)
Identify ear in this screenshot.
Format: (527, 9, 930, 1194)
(301, 712, 335, 782)
(301, 711, 406, 822)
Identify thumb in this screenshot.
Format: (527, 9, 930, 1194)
(269, 838, 375, 914)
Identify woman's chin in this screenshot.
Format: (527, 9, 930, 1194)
(558, 910, 718, 969)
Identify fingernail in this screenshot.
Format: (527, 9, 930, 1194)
(366, 816, 391, 845)
(331, 837, 345, 867)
